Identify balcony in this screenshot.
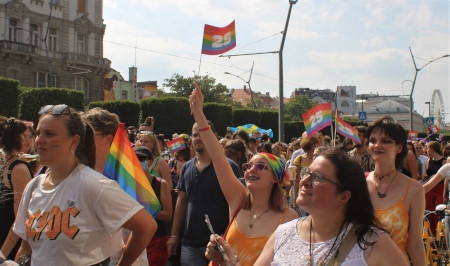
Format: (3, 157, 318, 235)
(63, 52, 111, 68)
(0, 40, 37, 55)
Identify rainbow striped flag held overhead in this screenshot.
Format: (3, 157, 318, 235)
(103, 123, 160, 217)
(166, 137, 186, 154)
(408, 131, 418, 140)
(335, 110, 361, 144)
(302, 103, 332, 137)
(201, 20, 236, 55)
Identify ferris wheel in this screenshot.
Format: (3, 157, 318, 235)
(430, 89, 445, 128)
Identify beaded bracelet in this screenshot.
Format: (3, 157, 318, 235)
(198, 125, 211, 132)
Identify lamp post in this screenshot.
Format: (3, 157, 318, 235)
(278, 0, 298, 142)
(425, 101, 431, 117)
(408, 47, 449, 131)
(225, 61, 256, 110)
(17, 26, 53, 87)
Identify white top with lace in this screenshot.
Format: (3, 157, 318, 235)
(272, 218, 368, 266)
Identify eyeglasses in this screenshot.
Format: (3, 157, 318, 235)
(300, 169, 342, 188)
(139, 131, 154, 136)
(242, 162, 269, 172)
(38, 104, 70, 115)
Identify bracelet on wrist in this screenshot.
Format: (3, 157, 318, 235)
(198, 125, 211, 132)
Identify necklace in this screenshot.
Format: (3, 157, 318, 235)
(248, 208, 269, 229)
(374, 168, 396, 181)
(376, 171, 398, 198)
(0, 153, 18, 177)
(309, 219, 346, 266)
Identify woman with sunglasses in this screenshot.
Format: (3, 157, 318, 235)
(189, 83, 298, 266)
(13, 104, 156, 266)
(366, 116, 425, 265)
(253, 148, 407, 265)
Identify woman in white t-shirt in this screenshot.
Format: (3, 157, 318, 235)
(13, 104, 157, 266)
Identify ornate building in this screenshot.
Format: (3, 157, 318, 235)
(0, 0, 110, 103)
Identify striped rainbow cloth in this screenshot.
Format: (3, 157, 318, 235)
(302, 103, 332, 137)
(103, 123, 160, 217)
(335, 110, 361, 144)
(201, 20, 236, 55)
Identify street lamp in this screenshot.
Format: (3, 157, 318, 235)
(425, 101, 431, 117)
(225, 62, 256, 110)
(16, 26, 53, 87)
(408, 47, 449, 130)
(278, 0, 298, 142)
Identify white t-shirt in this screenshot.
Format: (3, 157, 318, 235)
(438, 163, 450, 179)
(14, 164, 143, 266)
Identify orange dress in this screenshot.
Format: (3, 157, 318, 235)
(375, 179, 413, 261)
(225, 208, 288, 266)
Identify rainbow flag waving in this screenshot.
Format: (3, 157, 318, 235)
(201, 20, 236, 55)
(103, 123, 160, 217)
(302, 103, 332, 137)
(335, 110, 361, 144)
(166, 137, 186, 154)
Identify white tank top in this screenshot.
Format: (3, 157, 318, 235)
(272, 218, 368, 266)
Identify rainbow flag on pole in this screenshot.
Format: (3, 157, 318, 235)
(201, 20, 236, 55)
(302, 103, 332, 137)
(103, 123, 160, 217)
(335, 110, 361, 144)
(166, 137, 186, 154)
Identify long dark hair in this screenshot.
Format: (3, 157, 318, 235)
(0, 117, 27, 153)
(320, 148, 388, 248)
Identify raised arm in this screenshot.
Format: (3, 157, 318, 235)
(189, 82, 247, 213)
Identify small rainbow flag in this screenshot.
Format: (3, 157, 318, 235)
(103, 123, 160, 217)
(201, 20, 236, 55)
(408, 130, 418, 139)
(166, 137, 186, 154)
(335, 110, 361, 144)
(302, 103, 332, 137)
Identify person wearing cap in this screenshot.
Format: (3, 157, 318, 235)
(135, 146, 172, 266)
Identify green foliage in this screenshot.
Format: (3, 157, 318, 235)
(163, 74, 229, 102)
(259, 110, 279, 140)
(140, 97, 194, 137)
(88, 100, 140, 128)
(232, 109, 261, 127)
(284, 95, 317, 121)
(204, 103, 232, 136)
(285, 121, 306, 142)
(19, 87, 85, 125)
(0, 77, 20, 118)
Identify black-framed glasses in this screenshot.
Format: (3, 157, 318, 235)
(300, 168, 342, 188)
(38, 104, 70, 115)
(242, 162, 269, 172)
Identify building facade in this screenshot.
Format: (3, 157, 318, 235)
(0, 0, 110, 103)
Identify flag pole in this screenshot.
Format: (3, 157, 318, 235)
(197, 54, 203, 78)
(333, 110, 337, 149)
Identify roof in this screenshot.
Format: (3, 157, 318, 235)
(366, 100, 410, 114)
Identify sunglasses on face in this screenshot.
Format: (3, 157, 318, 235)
(38, 104, 70, 115)
(242, 162, 269, 172)
(300, 169, 342, 188)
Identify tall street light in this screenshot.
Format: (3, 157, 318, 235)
(278, 0, 298, 142)
(408, 47, 449, 131)
(225, 61, 256, 110)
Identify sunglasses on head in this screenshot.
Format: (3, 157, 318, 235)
(38, 104, 70, 115)
(139, 131, 154, 136)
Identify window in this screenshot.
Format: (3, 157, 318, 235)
(48, 28, 57, 51)
(9, 20, 19, 42)
(77, 34, 86, 54)
(36, 72, 48, 88)
(341, 100, 350, 107)
(78, 0, 86, 13)
(121, 90, 128, 100)
(30, 24, 40, 46)
(74, 76, 89, 103)
(51, 0, 60, 5)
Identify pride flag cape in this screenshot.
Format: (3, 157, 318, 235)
(166, 137, 186, 154)
(103, 123, 161, 217)
(302, 103, 332, 137)
(335, 110, 361, 144)
(229, 124, 273, 138)
(201, 20, 236, 55)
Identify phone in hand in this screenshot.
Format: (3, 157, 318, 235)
(204, 213, 229, 264)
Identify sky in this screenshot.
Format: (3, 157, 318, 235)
(103, 0, 449, 123)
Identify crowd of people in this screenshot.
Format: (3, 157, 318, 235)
(1, 85, 450, 265)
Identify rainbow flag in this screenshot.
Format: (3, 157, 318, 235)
(408, 131, 418, 140)
(103, 123, 160, 217)
(201, 20, 236, 55)
(302, 103, 332, 137)
(166, 137, 186, 154)
(427, 125, 439, 134)
(335, 111, 361, 144)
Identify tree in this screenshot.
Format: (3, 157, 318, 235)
(163, 73, 231, 103)
(284, 95, 317, 121)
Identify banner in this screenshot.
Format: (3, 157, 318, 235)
(201, 20, 236, 55)
(302, 103, 332, 137)
(335, 110, 361, 144)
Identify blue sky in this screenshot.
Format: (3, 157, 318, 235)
(103, 0, 449, 123)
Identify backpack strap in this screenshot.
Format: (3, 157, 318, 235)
(327, 225, 359, 266)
